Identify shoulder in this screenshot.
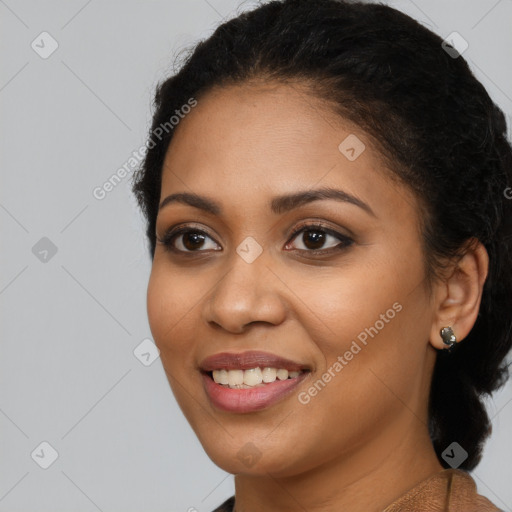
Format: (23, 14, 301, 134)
(211, 471, 501, 512)
(384, 469, 501, 512)
(446, 469, 501, 512)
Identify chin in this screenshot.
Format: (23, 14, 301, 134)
(199, 438, 310, 477)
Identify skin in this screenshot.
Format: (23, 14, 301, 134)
(147, 81, 488, 512)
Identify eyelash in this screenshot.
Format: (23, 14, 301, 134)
(157, 221, 354, 257)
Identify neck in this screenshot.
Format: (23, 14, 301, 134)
(232, 419, 443, 512)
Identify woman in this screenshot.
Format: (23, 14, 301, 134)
(131, 0, 512, 510)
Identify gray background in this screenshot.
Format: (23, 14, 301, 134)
(1, 0, 511, 511)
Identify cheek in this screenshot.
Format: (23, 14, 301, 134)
(284, 258, 410, 357)
(147, 269, 171, 345)
(294, 249, 430, 406)
(146, 267, 203, 411)
(146, 265, 195, 358)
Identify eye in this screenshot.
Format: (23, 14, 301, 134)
(157, 226, 221, 253)
(285, 222, 353, 254)
(157, 221, 353, 256)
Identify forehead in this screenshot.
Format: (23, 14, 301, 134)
(165, 81, 350, 167)
(160, 81, 417, 224)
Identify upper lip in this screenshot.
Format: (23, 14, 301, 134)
(199, 350, 310, 372)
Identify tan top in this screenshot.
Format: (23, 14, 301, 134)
(382, 469, 500, 512)
(212, 469, 501, 511)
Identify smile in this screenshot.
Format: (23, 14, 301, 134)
(200, 351, 312, 413)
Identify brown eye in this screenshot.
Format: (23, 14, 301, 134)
(300, 230, 327, 250)
(182, 232, 207, 251)
(159, 227, 221, 253)
(286, 223, 354, 254)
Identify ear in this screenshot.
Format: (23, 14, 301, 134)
(429, 239, 489, 350)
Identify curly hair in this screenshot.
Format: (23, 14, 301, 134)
(131, 0, 512, 470)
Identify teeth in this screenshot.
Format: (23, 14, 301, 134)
(211, 367, 304, 388)
(227, 369, 244, 387)
(276, 369, 289, 380)
(262, 367, 277, 383)
(218, 369, 229, 385)
(243, 367, 263, 386)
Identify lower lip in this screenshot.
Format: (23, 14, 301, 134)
(202, 372, 309, 413)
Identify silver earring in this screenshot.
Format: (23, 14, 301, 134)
(440, 326, 457, 350)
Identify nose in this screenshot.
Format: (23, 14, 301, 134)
(202, 250, 288, 334)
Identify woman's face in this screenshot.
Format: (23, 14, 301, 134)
(147, 81, 439, 477)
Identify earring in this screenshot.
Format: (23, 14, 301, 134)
(440, 326, 457, 351)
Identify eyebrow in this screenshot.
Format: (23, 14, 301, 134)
(158, 187, 375, 217)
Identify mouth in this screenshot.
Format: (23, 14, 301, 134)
(199, 351, 312, 413)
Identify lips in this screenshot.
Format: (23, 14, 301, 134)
(199, 350, 310, 372)
(202, 370, 309, 413)
(199, 350, 311, 413)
